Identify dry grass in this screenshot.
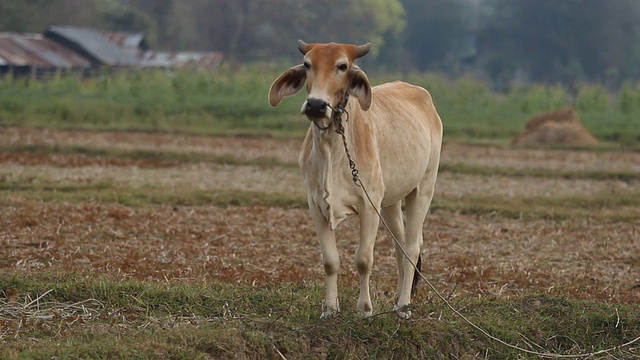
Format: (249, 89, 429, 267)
(1, 127, 639, 358)
(5, 127, 640, 173)
(1, 162, 304, 195)
(441, 142, 640, 173)
(0, 127, 302, 164)
(1, 200, 638, 304)
(1, 127, 638, 298)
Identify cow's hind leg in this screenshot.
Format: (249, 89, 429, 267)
(355, 207, 380, 317)
(308, 198, 340, 318)
(380, 202, 406, 300)
(395, 180, 437, 319)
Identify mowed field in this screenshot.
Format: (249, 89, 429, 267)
(1, 126, 640, 358)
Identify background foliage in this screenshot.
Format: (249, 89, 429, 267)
(2, 0, 640, 85)
(1, 67, 639, 147)
(1, 0, 639, 146)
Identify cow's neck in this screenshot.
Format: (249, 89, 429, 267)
(308, 106, 361, 229)
(311, 110, 358, 170)
(302, 104, 363, 229)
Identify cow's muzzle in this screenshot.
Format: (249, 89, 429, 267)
(304, 98, 329, 118)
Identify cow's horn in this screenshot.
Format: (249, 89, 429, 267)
(356, 43, 371, 58)
(298, 40, 310, 55)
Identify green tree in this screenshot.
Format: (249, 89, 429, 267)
(173, 0, 404, 64)
(0, 0, 156, 42)
(478, 0, 640, 85)
(99, 0, 157, 42)
(0, 0, 406, 67)
(400, 0, 475, 73)
(127, 0, 174, 49)
(0, 0, 102, 32)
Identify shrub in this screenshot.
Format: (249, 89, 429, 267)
(576, 84, 610, 112)
(619, 81, 640, 114)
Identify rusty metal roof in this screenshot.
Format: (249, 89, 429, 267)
(44, 26, 139, 66)
(0, 26, 224, 71)
(100, 31, 148, 51)
(0, 33, 91, 68)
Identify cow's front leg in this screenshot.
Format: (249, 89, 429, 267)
(355, 208, 380, 318)
(308, 198, 340, 318)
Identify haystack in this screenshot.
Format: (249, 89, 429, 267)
(512, 107, 598, 146)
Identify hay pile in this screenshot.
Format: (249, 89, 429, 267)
(512, 108, 598, 146)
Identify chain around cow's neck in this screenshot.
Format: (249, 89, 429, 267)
(331, 94, 361, 187)
(335, 111, 360, 187)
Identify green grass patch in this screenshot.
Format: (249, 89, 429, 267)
(0, 143, 297, 168)
(1, 274, 639, 359)
(0, 66, 310, 138)
(1, 67, 640, 146)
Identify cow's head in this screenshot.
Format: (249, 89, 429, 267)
(269, 40, 372, 127)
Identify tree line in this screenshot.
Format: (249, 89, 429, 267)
(1, 0, 640, 86)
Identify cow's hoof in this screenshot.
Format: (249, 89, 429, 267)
(360, 310, 373, 318)
(320, 309, 338, 319)
(394, 304, 411, 319)
(320, 300, 339, 319)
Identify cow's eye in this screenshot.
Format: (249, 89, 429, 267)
(303, 62, 311, 70)
(337, 64, 348, 71)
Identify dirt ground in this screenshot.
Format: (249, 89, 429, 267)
(1, 128, 639, 305)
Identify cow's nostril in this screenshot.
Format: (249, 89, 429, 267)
(305, 98, 328, 117)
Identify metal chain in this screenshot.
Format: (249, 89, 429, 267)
(334, 109, 361, 187)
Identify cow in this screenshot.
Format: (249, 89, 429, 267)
(268, 40, 442, 319)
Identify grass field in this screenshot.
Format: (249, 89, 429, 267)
(1, 68, 640, 358)
(1, 66, 640, 146)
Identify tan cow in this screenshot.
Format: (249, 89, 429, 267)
(269, 41, 442, 319)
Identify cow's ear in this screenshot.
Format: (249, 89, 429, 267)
(348, 66, 371, 111)
(269, 64, 307, 107)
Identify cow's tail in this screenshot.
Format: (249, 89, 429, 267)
(411, 254, 422, 295)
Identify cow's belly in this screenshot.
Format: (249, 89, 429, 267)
(379, 148, 430, 207)
(380, 169, 426, 207)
